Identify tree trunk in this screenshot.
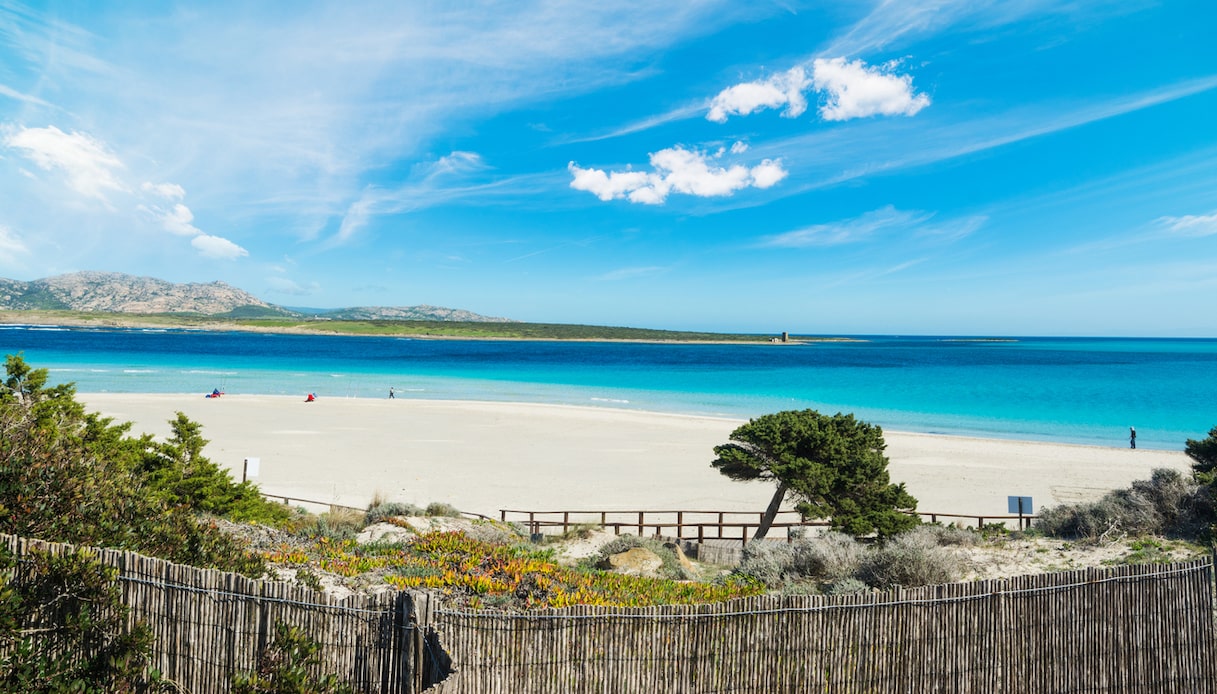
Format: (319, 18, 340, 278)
(751, 480, 788, 542)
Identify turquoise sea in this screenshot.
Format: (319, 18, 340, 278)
(2, 325, 1214, 451)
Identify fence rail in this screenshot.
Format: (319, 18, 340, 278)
(500, 508, 1038, 546)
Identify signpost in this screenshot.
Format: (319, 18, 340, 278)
(1007, 495, 1033, 530)
(243, 457, 260, 484)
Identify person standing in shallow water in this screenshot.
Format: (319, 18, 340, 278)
(1130, 426, 1136, 449)
(389, 387, 395, 399)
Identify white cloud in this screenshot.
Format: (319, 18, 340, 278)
(567, 167, 652, 203)
(707, 66, 811, 123)
(704, 58, 929, 124)
(763, 206, 932, 247)
(811, 58, 930, 121)
(427, 151, 487, 178)
(161, 203, 202, 236)
(1157, 212, 1217, 237)
(730, 141, 749, 154)
(0, 225, 29, 257)
(142, 181, 186, 199)
(749, 159, 788, 189)
(191, 234, 248, 260)
(569, 147, 786, 205)
(4, 125, 127, 200)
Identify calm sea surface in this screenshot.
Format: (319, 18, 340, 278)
(2, 325, 1214, 451)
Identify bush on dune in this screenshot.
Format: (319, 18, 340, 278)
(1036, 468, 1213, 541)
(0, 354, 278, 575)
(733, 526, 964, 592)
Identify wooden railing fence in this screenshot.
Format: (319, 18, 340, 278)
(499, 508, 1036, 546)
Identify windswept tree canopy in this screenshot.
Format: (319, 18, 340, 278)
(712, 409, 918, 539)
(1186, 426, 1217, 486)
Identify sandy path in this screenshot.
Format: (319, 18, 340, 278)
(79, 394, 1190, 520)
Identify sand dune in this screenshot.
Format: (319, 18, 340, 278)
(80, 393, 1191, 521)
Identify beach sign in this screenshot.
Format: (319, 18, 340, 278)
(243, 457, 261, 482)
(1007, 495, 1033, 514)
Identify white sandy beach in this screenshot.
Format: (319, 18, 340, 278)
(79, 393, 1191, 522)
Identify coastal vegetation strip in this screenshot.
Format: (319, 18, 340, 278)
(0, 309, 844, 342)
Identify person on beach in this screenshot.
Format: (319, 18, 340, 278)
(389, 387, 395, 399)
(1130, 426, 1136, 449)
(306, 393, 316, 402)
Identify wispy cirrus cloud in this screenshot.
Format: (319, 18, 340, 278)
(762, 206, 932, 247)
(761, 206, 985, 248)
(740, 75, 1217, 199)
(820, 0, 1147, 57)
(569, 145, 786, 205)
(0, 224, 29, 259)
(1156, 212, 1217, 237)
(596, 265, 668, 281)
(3, 125, 127, 201)
(334, 151, 496, 245)
(0, 83, 54, 108)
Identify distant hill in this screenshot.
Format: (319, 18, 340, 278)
(0, 272, 509, 322)
(299, 305, 513, 322)
(0, 272, 279, 315)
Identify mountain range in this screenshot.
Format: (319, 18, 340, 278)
(0, 272, 510, 322)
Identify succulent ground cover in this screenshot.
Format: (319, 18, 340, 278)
(263, 524, 763, 610)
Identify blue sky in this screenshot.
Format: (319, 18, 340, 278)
(1, 1, 1215, 336)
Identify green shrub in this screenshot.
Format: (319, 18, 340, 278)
(365, 501, 422, 525)
(230, 622, 355, 693)
(791, 531, 865, 581)
(736, 541, 796, 588)
(141, 413, 293, 526)
(424, 502, 461, 518)
(299, 509, 365, 541)
(919, 524, 980, 546)
(823, 577, 871, 596)
(0, 355, 265, 576)
(0, 546, 172, 693)
(858, 527, 963, 589)
(1036, 468, 1212, 541)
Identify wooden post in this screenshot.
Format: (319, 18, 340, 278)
(677, 511, 684, 539)
(638, 511, 645, 536)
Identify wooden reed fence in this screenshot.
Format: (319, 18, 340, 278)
(0, 534, 444, 694)
(4, 532, 1215, 692)
(428, 559, 1217, 693)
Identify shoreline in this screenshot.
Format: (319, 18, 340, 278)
(3, 312, 849, 344)
(78, 393, 1191, 520)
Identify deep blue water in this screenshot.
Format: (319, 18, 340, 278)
(2, 325, 1215, 450)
